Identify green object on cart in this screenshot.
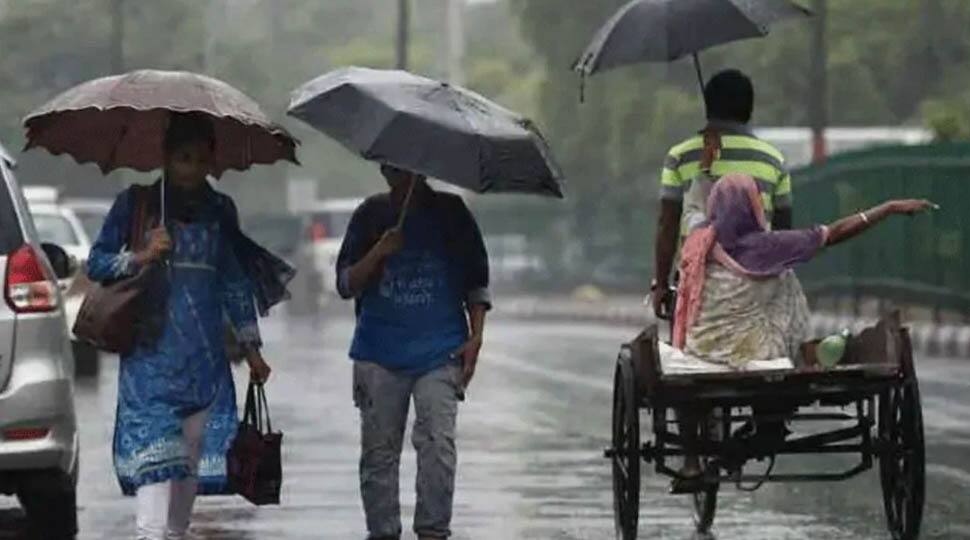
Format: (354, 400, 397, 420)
(817, 330, 850, 369)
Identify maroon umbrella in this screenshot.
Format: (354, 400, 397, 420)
(23, 69, 298, 176)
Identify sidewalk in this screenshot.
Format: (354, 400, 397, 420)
(495, 295, 970, 358)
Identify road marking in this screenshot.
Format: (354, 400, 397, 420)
(927, 463, 970, 488)
(480, 350, 613, 393)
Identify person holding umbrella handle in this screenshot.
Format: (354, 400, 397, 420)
(86, 113, 274, 539)
(337, 164, 491, 540)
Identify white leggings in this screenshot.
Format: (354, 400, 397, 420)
(135, 408, 209, 540)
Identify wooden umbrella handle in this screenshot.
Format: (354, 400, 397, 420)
(395, 176, 417, 230)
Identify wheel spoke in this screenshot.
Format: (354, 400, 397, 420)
(616, 457, 629, 479)
(894, 483, 905, 522)
(899, 502, 909, 534)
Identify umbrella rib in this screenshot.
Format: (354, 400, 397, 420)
(430, 84, 488, 188)
(448, 88, 491, 190)
(106, 115, 130, 172)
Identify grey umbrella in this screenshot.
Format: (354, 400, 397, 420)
(574, 0, 811, 91)
(287, 67, 565, 199)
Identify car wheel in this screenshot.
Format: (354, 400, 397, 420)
(17, 469, 78, 539)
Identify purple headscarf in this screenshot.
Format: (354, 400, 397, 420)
(707, 175, 826, 277)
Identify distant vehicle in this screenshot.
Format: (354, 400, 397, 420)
(0, 141, 79, 538)
(245, 214, 308, 263)
(61, 199, 115, 375)
(485, 234, 547, 285)
(26, 203, 91, 265)
(24, 195, 100, 376)
(754, 127, 933, 169)
(301, 198, 363, 302)
(247, 198, 362, 311)
(245, 213, 321, 315)
(62, 198, 112, 245)
(22, 185, 60, 206)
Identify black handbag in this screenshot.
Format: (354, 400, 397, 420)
(227, 381, 283, 505)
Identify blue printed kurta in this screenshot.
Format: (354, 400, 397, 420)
(88, 186, 261, 496)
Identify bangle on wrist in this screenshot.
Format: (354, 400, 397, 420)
(858, 211, 870, 224)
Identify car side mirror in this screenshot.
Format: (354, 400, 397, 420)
(40, 242, 73, 280)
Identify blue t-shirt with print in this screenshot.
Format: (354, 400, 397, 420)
(348, 209, 468, 375)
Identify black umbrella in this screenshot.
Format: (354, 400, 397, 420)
(574, 0, 812, 93)
(287, 67, 565, 199)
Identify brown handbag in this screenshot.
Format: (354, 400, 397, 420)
(72, 187, 157, 354)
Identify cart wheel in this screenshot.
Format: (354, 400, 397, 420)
(692, 408, 721, 534)
(878, 380, 925, 540)
(612, 354, 641, 540)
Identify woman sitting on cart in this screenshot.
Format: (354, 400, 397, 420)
(674, 173, 933, 366)
(670, 173, 933, 490)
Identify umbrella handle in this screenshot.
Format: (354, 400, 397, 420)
(395, 176, 417, 230)
(159, 174, 172, 275)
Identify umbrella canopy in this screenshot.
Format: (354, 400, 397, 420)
(574, 0, 811, 79)
(288, 67, 564, 199)
(23, 69, 298, 177)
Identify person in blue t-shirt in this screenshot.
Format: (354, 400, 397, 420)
(336, 164, 490, 540)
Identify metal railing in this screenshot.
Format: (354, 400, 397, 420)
(793, 142, 970, 317)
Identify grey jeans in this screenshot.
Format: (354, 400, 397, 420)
(353, 361, 462, 540)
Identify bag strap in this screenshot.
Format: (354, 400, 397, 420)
(256, 383, 273, 434)
(242, 381, 274, 434)
(128, 186, 153, 252)
(242, 381, 260, 431)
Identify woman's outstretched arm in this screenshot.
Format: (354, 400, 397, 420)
(825, 199, 936, 247)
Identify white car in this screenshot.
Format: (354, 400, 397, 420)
(24, 203, 90, 332)
(244, 198, 361, 314)
(62, 198, 111, 247)
(26, 203, 91, 265)
(0, 144, 80, 537)
(60, 199, 111, 344)
(301, 198, 363, 302)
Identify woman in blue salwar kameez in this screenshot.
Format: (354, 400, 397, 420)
(87, 113, 290, 540)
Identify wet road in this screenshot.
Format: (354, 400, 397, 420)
(4, 313, 970, 539)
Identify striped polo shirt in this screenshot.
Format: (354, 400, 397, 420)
(660, 121, 792, 227)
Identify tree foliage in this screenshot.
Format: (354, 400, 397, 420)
(0, 0, 535, 211)
(4, 0, 970, 283)
(507, 0, 970, 277)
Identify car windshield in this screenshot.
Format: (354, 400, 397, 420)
(73, 211, 108, 242)
(33, 213, 79, 246)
